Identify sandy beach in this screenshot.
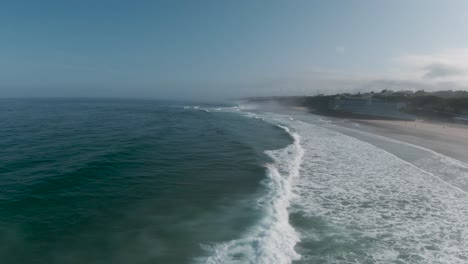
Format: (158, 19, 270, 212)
(282, 104, 468, 164)
(351, 119, 468, 164)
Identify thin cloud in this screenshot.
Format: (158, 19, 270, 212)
(422, 63, 463, 79)
(396, 48, 468, 83)
(251, 48, 468, 96)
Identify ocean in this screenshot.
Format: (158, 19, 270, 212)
(1, 99, 468, 264)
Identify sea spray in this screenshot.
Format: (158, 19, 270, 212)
(199, 125, 303, 264)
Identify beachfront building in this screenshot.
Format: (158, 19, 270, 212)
(329, 96, 415, 120)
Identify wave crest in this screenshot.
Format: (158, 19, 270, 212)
(197, 125, 303, 264)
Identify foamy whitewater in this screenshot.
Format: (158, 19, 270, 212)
(198, 106, 468, 264)
(199, 125, 303, 264)
(2, 100, 468, 264)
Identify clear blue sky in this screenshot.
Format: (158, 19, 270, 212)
(1, 0, 468, 99)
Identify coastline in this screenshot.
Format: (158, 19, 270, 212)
(249, 101, 468, 262)
(278, 104, 468, 164)
(338, 118, 468, 164)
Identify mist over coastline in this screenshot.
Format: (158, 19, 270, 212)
(2, 1, 468, 263)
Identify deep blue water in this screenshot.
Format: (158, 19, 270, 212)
(0, 99, 290, 264)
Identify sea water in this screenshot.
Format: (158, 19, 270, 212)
(1, 99, 468, 264)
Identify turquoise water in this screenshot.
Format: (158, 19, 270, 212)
(0, 99, 290, 263)
(2, 99, 468, 264)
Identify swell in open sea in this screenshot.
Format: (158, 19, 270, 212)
(1, 99, 468, 264)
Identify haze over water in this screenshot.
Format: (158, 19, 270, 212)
(2, 1, 468, 98)
(2, 1, 468, 263)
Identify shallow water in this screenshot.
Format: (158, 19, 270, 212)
(261, 112, 468, 264)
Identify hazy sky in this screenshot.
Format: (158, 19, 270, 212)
(1, 0, 468, 100)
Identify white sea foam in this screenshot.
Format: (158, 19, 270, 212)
(207, 105, 263, 120)
(181, 105, 214, 113)
(199, 108, 468, 263)
(327, 123, 468, 193)
(272, 116, 468, 263)
(197, 125, 303, 264)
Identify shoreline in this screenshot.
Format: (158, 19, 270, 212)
(338, 118, 468, 164)
(257, 103, 468, 164)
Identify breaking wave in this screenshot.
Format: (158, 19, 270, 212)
(197, 125, 303, 264)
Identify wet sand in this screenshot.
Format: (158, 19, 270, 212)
(350, 119, 468, 164)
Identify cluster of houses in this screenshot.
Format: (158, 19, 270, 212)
(329, 96, 416, 120)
